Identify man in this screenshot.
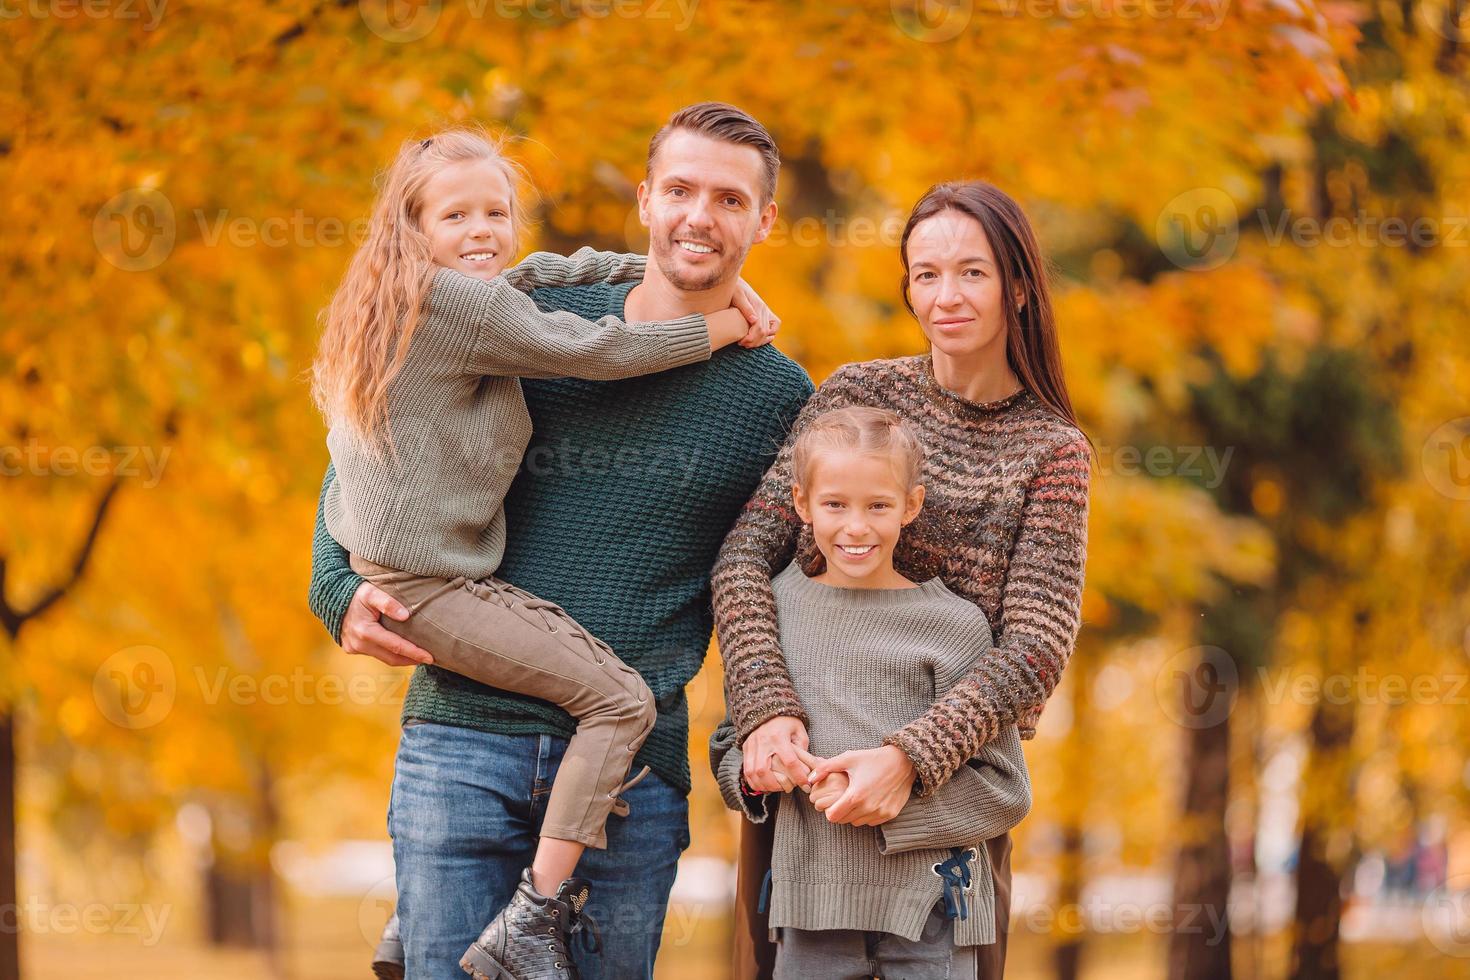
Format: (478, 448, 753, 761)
(307, 103, 813, 979)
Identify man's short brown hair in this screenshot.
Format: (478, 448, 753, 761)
(646, 102, 780, 204)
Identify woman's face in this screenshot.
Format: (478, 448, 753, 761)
(419, 159, 516, 281)
(905, 208, 1015, 363)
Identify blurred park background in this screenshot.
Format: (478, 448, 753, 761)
(4, 0, 1470, 977)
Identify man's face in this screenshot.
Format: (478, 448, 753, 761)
(638, 130, 776, 291)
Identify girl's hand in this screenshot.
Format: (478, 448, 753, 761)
(804, 745, 917, 827)
(707, 308, 756, 350)
(730, 278, 780, 348)
(809, 771, 849, 812)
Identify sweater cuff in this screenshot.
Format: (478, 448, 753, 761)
(732, 685, 810, 743)
(876, 797, 946, 856)
(651, 313, 715, 367)
(884, 717, 990, 799)
(735, 776, 773, 824)
(712, 730, 772, 824)
(311, 571, 363, 647)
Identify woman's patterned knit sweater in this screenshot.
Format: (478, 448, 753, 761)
(712, 354, 1092, 795)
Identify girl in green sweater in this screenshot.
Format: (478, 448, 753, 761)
(311, 127, 773, 980)
(713, 406, 1032, 979)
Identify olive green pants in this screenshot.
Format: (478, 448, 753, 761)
(351, 555, 655, 848)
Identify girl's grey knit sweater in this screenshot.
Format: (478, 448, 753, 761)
(712, 562, 1033, 946)
(324, 248, 711, 581)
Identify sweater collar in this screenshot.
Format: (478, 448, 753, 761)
(917, 354, 1033, 419)
(775, 563, 953, 608)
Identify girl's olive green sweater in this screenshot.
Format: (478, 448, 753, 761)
(324, 248, 711, 581)
(711, 563, 1033, 946)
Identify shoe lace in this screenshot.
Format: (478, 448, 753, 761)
(477, 579, 613, 664)
(567, 908, 602, 956)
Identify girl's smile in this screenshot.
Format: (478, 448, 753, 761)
(420, 159, 517, 281)
(793, 448, 924, 590)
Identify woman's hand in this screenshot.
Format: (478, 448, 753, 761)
(341, 581, 435, 667)
(743, 715, 812, 793)
(730, 277, 780, 348)
(804, 745, 917, 826)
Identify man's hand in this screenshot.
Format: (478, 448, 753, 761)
(804, 744, 917, 827)
(743, 715, 812, 793)
(730, 277, 780, 348)
(340, 581, 435, 667)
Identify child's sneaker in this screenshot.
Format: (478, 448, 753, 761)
(460, 869, 593, 980)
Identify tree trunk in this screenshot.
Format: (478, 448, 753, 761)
(0, 714, 18, 980)
(204, 859, 263, 947)
(256, 763, 285, 979)
(1288, 696, 1356, 980)
(1054, 641, 1094, 980)
(200, 763, 285, 980)
(0, 477, 123, 979)
(1053, 825, 1083, 980)
(1167, 690, 1233, 980)
(1289, 821, 1342, 980)
(202, 841, 281, 951)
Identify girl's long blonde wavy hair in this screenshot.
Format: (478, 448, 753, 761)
(311, 127, 529, 452)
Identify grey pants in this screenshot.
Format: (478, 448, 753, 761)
(774, 902, 979, 980)
(351, 555, 655, 849)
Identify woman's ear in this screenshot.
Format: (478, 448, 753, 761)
(901, 484, 925, 525)
(792, 483, 812, 524)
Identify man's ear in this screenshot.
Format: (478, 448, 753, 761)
(792, 482, 811, 524)
(636, 180, 652, 228)
(901, 484, 925, 526)
(752, 200, 778, 245)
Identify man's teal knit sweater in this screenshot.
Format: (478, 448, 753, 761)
(308, 281, 814, 794)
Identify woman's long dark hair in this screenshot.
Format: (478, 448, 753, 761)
(899, 181, 1085, 440)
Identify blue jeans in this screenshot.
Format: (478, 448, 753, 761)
(389, 722, 690, 980)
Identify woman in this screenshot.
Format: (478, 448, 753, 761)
(711, 180, 1093, 979)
